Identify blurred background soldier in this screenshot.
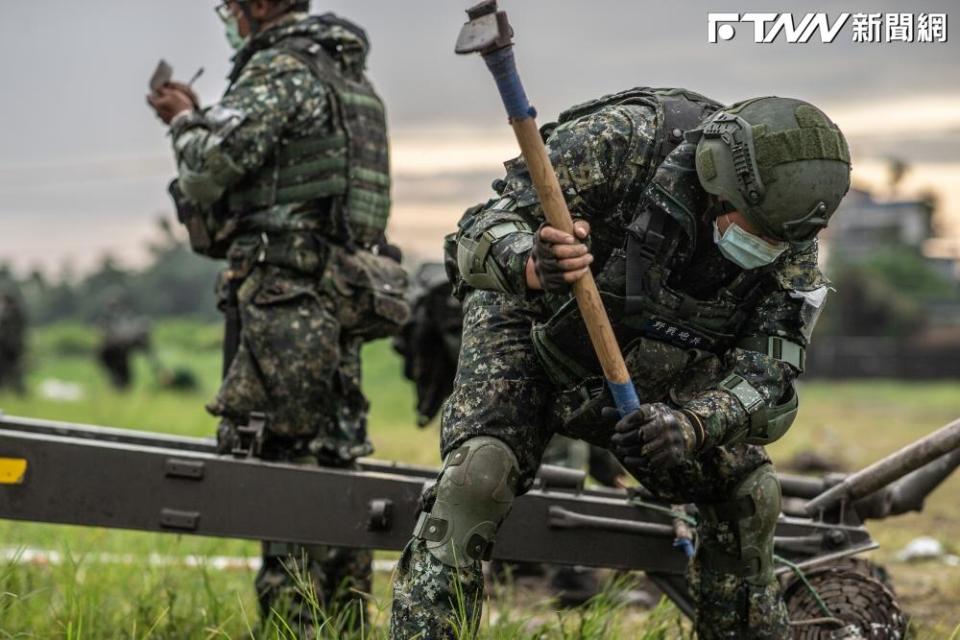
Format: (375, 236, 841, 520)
(0, 280, 27, 395)
(393, 263, 463, 427)
(96, 296, 152, 391)
(147, 0, 407, 633)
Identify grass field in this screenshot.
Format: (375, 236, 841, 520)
(1, 321, 959, 638)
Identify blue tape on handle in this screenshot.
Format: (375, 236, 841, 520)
(673, 538, 696, 559)
(483, 46, 534, 121)
(607, 380, 641, 417)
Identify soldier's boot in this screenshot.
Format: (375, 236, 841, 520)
(257, 541, 372, 636)
(390, 436, 521, 640)
(691, 464, 791, 639)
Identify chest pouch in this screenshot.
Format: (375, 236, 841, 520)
(327, 247, 410, 342)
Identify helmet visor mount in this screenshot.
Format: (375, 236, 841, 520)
(702, 113, 765, 209)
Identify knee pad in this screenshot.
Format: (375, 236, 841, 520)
(414, 437, 520, 568)
(702, 464, 781, 586)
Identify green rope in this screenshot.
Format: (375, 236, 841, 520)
(627, 497, 697, 526)
(774, 554, 835, 620)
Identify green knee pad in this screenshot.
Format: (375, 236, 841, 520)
(702, 464, 782, 586)
(414, 437, 520, 568)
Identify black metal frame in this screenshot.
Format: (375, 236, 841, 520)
(0, 414, 880, 618)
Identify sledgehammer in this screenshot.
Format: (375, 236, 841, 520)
(455, 0, 640, 417)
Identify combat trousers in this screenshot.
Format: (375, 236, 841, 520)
(209, 263, 372, 632)
(255, 455, 373, 632)
(390, 289, 790, 639)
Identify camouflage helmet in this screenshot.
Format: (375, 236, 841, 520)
(694, 97, 851, 244)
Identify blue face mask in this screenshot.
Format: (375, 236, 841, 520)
(713, 220, 788, 270)
(224, 14, 248, 50)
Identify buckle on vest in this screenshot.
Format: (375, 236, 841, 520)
(232, 412, 268, 458)
(719, 375, 765, 414)
(257, 232, 269, 263)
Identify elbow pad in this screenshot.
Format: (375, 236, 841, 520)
(719, 374, 800, 446)
(457, 221, 533, 294)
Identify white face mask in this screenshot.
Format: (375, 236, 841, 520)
(713, 220, 788, 270)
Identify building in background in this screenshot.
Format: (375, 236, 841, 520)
(810, 181, 960, 378)
(827, 186, 959, 282)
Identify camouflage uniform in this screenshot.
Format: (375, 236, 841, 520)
(392, 89, 837, 639)
(0, 283, 26, 394)
(396, 264, 622, 603)
(168, 11, 405, 631)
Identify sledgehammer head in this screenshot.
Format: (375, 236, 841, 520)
(455, 0, 514, 55)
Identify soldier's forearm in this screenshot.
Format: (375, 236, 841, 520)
(683, 389, 748, 452)
(170, 123, 246, 207)
(683, 350, 799, 450)
(457, 229, 534, 294)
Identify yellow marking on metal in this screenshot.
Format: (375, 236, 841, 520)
(0, 458, 27, 485)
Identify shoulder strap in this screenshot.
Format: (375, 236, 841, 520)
(274, 36, 339, 80)
(624, 207, 679, 314)
(314, 12, 370, 51)
(274, 37, 348, 129)
(654, 93, 724, 163)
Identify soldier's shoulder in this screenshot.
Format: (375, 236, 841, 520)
(554, 101, 656, 140)
(772, 239, 828, 291)
(558, 88, 661, 124)
(228, 47, 327, 113)
(238, 46, 318, 84)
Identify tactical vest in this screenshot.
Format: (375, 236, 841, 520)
(226, 33, 391, 248)
(531, 88, 775, 387)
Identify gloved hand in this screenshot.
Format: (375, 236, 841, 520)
(610, 403, 704, 470)
(526, 221, 593, 293)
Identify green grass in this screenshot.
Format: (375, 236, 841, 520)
(1, 321, 959, 637)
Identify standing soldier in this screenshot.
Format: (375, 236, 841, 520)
(96, 296, 151, 391)
(0, 281, 27, 395)
(147, 0, 407, 633)
(391, 89, 850, 639)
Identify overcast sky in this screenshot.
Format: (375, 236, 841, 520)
(1, 1, 958, 273)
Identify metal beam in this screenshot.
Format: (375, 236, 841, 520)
(0, 425, 686, 573)
(0, 415, 874, 576)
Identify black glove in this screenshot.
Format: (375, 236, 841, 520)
(610, 403, 704, 470)
(531, 224, 570, 293)
(531, 222, 593, 293)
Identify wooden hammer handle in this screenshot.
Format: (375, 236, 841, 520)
(511, 118, 634, 390)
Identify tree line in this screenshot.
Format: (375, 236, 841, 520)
(1, 218, 221, 326)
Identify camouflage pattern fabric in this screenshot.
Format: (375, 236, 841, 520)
(205, 259, 374, 627)
(392, 94, 820, 638)
(166, 12, 382, 629)
(171, 13, 344, 215)
(208, 263, 372, 457)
